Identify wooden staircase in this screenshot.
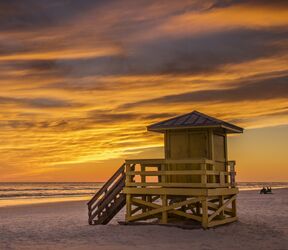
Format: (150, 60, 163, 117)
(87, 163, 126, 225)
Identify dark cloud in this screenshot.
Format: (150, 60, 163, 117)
(88, 111, 139, 123)
(87, 110, 178, 124)
(121, 74, 288, 108)
(0, 0, 284, 32)
(0, 96, 79, 108)
(0, 0, 107, 31)
(0, 0, 287, 85)
(35, 28, 287, 80)
(0, 60, 68, 74)
(143, 113, 178, 120)
(0, 0, 232, 32)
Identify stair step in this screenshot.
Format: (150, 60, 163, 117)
(93, 195, 126, 225)
(88, 163, 127, 225)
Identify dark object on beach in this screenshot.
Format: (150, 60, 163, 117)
(260, 186, 273, 194)
(260, 187, 267, 194)
(266, 186, 273, 194)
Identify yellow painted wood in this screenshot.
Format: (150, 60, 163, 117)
(126, 194, 131, 220)
(146, 195, 152, 211)
(161, 195, 168, 223)
(125, 159, 164, 165)
(213, 134, 226, 163)
(128, 197, 201, 222)
(133, 197, 203, 222)
(208, 216, 238, 227)
(219, 196, 224, 216)
(202, 199, 208, 229)
(201, 164, 207, 184)
(140, 165, 146, 183)
(208, 195, 236, 222)
(165, 158, 214, 164)
(123, 187, 207, 196)
(123, 187, 238, 197)
(207, 188, 238, 196)
(126, 182, 229, 188)
(207, 201, 232, 214)
(232, 198, 237, 217)
(92, 113, 241, 228)
(220, 172, 225, 185)
(126, 170, 228, 176)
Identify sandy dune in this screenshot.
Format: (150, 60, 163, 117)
(0, 189, 287, 250)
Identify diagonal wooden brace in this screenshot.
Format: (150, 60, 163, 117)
(128, 197, 202, 222)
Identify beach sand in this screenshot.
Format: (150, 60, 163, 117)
(0, 189, 287, 250)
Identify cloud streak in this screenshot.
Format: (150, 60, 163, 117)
(0, 0, 287, 181)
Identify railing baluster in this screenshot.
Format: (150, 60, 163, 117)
(201, 163, 207, 185)
(88, 163, 125, 224)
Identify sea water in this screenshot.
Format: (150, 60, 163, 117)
(0, 182, 287, 207)
(0, 182, 103, 207)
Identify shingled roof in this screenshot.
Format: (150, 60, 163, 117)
(147, 111, 243, 133)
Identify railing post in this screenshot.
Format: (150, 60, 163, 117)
(126, 194, 132, 220)
(220, 172, 225, 186)
(201, 163, 207, 186)
(232, 198, 237, 217)
(125, 163, 131, 184)
(141, 164, 147, 212)
(202, 198, 208, 229)
(219, 195, 224, 217)
(229, 161, 236, 187)
(161, 195, 168, 224)
(161, 163, 166, 185)
(141, 164, 146, 187)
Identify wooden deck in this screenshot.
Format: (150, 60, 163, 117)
(124, 158, 238, 229)
(88, 158, 238, 228)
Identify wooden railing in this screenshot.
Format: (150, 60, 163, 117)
(125, 158, 237, 189)
(87, 163, 126, 225)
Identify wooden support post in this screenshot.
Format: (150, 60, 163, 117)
(224, 134, 228, 184)
(202, 198, 208, 229)
(140, 164, 146, 184)
(219, 196, 224, 217)
(141, 164, 147, 212)
(161, 164, 166, 184)
(146, 195, 152, 211)
(209, 129, 216, 184)
(229, 161, 236, 187)
(126, 194, 132, 220)
(161, 195, 168, 224)
(232, 198, 237, 217)
(196, 202, 201, 216)
(201, 164, 207, 186)
(125, 163, 131, 184)
(220, 172, 225, 186)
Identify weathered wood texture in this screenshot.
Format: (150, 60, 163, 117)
(125, 194, 237, 229)
(87, 164, 126, 225)
(88, 112, 243, 228)
(125, 159, 236, 188)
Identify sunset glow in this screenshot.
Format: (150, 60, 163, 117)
(0, 0, 287, 182)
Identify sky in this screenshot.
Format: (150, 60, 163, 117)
(0, 0, 287, 182)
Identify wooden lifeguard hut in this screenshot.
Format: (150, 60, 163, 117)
(88, 111, 243, 228)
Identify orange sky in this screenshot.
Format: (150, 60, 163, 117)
(0, 0, 287, 182)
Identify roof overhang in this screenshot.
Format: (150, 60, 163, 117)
(147, 125, 243, 134)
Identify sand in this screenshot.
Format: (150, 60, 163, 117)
(0, 189, 287, 250)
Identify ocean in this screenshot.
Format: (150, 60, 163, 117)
(0, 182, 287, 207)
(0, 182, 103, 207)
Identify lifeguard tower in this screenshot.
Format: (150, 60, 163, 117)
(88, 111, 243, 228)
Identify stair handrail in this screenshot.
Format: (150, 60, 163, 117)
(87, 163, 125, 208)
(88, 174, 126, 222)
(89, 173, 126, 213)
